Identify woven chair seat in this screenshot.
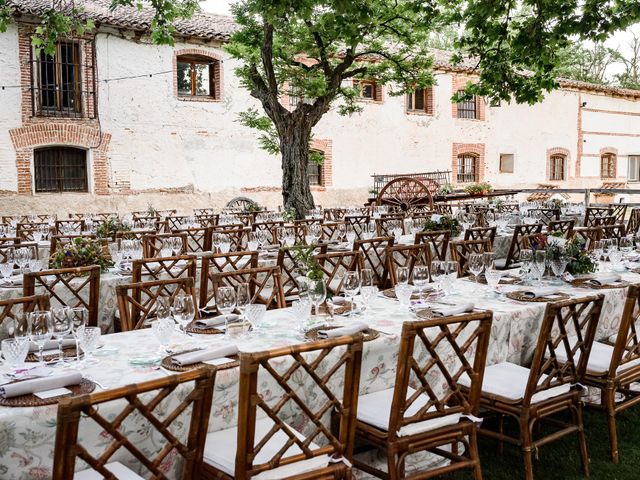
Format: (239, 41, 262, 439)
(357, 387, 462, 437)
(204, 417, 329, 480)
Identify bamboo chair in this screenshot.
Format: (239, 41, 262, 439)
(434, 203, 454, 215)
(498, 203, 520, 213)
(345, 215, 371, 239)
(173, 227, 209, 253)
(116, 277, 199, 331)
(315, 251, 363, 296)
(626, 208, 640, 236)
(386, 243, 431, 287)
(376, 215, 405, 236)
(547, 219, 575, 237)
(131, 255, 197, 283)
(115, 229, 156, 242)
(580, 284, 640, 463)
(450, 239, 492, 277)
(141, 232, 188, 257)
(68, 212, 116, 220)
(497, 223, 544, 270)
(0, 236, 19, 248)
(324, 208, 346, 221)
(591, 215, 617, 227)
(53, 367, 216, 480)
(609, 204, 628, 225)
(354, 312, 493, 480)
(464, 226, 497, 245)
(320, 221, 345, 241)
(573, 227, 604, 250)
(415, 230, 450, 262)
(601, 224, 627, 241)
(252, 220, 284, 244)
(211, 266, 285, 310)
(468, 295, 604, 480)
(0, 294, 49, 338)
(194, 208, 217, 216)
(3, 242, 39, 261)
(276, 245, 328, 304)
(199, 251, 259, 308)
(23, 265, 100, 327)
(201, 335, 363, 480)
(584, 207, 613, 227)
(205, 227, 250, 252)
(15, 222, 52, 242)
(529, 208, 560, 225)
(167, 215, 190, 231)
(55, 219, 85, 235)
(195, 214, 219, 228)
(353, 236, 394, 287)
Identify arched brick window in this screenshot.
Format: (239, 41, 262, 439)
(308, 150, 324, 186)
(600, 153, 616, 179)
(549, 154, 566, 181)
(174, 49, 223, 101)
(456, 153, 479, 183)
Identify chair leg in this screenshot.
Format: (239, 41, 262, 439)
(605, 386, 620, 464)
(470, 429, 484, 480)
(519, 416, 534, 480)
(497, 414, 504, 455)
(387, 448, 399, 480)
(575, 401, 591, 477)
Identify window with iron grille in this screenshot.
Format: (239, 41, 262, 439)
(177, 55, 218, 98)
(34, 41, 88, 117)
(456, 90, 478, 119)
(406, 88, 433, 114)
(308, 151, 324, 186)
(456, 154, 478, 183)
(34, 147, 88, 193)
(600, 153, 616, 179)
(549, 154, 566, 181)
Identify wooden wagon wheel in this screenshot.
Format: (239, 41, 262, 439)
(225, 196, 257, 211)
(376, 177, 434, 212)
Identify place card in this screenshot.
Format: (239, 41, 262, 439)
(203, 357, 235, 366)
(34, 387, 72, 399)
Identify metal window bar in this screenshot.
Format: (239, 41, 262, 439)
(308, 161, 321, 186)
(457, 155, 477, 183)
(30, 40, 96, 119)
(34, 147, 88, 193)
(457, 93, 477, 119)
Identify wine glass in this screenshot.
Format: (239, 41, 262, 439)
(236, 283, 250, 319)
(308, 278, 327, 320)
(256, 230, 268, 252)
(51, 307, 72, 365)
(619, 236, 634, 256)
(215, 287, 236, 336)
(212, 232, 222, 253)
(171, 294, 196, 333)
(396, 267, 409, 285)
(413, 264, 430, 302)
(67, 307, 87, 364)
(78, 326, 101, 365)
(219, 235, 232, 253)
(360, 269, 377, 312)
(345, 226, 356, 246)
(430, 260, 444, 292)
(28, 310, 53, 364)
(468, 253, 484, 286)
(160, 240, 173, 258)
(342, 272, 361, 316)
(171, 236, 184, 255)
(247, 232, 259, 251)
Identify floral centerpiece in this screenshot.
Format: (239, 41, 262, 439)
(527, 232, 595, 275)
(463, 182, 493, 195)
(282, 207, 297, 222)
(421, 215, 462, 237)
(287, 244, 323, 280)
(50, 237, 113, 272)
(96, 216, 130, 240)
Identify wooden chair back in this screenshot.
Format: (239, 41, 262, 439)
(320, 221, 344, 241)
(607, 285, 640, 381)
(498, 202, 520, 213)
(252, 221, 284, 243)
(52, 367, 215, 480)
(211, 266, 285, 310)
(585, 206, 613, 227)
(352, 236, 394, 287)
(193, 208, 216, 216)
(450, 239, 492, 276)
(388, 312, 492, 440)
(167, 216, 189, 231)
(142, 233, 188, 258)
(415, 230, 450, 262)
(117, 277, 198, 331)
(23, 266, 100, 327)
(345, 215, 371, 239)
(529, 208, 560, 224)
(195, 214, 219, 228)
(115, 229, 156, 242)
(502, 223, 544, 269)
(548, 219, 575, 237)
(232, 336, 363, 479)
(522, 295, 604, 407)
(0, 237, 19, 248)
(434, 203, 454, 215)
(386, 243, 431, 287)
(601, 224, 626, 241)
(3, 242, 39, 261)
(376, 216, 405, 236)
(16, 223, 52, 242)
(573, 227, 604, 250)
(55, 219, 85, 235)
(609, 204, 628, 225)
(315, 251, 363, 296)
(464, 226, 497, 245)
(0, 294, 49, 339)
(131, 255, 197, 283)
(324, 208, 346, 221)
(626, 208, 640, 236)
(199, 251, 259, 308)
(276, 245, 328, 303)
(173, 227, 209, 253)
(205, 227, 250, 252)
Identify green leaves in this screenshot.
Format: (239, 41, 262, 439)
(0, 0, 11, 33)
(30, 8, 95, 56)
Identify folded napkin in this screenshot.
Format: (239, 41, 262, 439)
(588, 273, 622, 286)
(318, 321, 369, 339)
(330, 297, 347, 305)
(0, 371, 82, 398)
(193, 314, 239, 329)
(431, 303, 475, 317)
(521, 288, 561, 299)
(171, 345, 239, 366)
(29, 338, 77, 353)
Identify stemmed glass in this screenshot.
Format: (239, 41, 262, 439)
(160, 240, 173, 258)
(67, 307, 87, 364)
(532, 250, 547, 282)
(51, 307, 72, 365)
(78, 326, 101, 365)
(468, 253, 484, 286)
(247, 232, 259, 251)
(308, 278, 327, 320)
(395, 267, 409, 285)
(345, 226, 356, 246)
(236, 283, 250, 320)
(28, 310, 53, 364)
(212, 232, 222, 253)
(619, 236, 634, 257)
(550, 255, 569, 283)
(215, 287, 236, 336)
(413, 264, 430, 302)
(360, 269, 377, 312)
(430, 261, 444, 292)
(171, 294, 196, 333)
(256, 230, 268, 253)
(343, 271, 361, 316)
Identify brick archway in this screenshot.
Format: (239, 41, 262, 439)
(9, 124, 111, 195)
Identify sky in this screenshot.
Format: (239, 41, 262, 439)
(201, 0, 638, 79)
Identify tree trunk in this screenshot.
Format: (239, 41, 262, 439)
(279, 120, 315, 219)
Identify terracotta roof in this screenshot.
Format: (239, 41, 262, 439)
(9, 0, 235, 41)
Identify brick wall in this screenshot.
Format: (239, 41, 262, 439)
(12, 24, 111, 195)
(451, 143, 485, 184)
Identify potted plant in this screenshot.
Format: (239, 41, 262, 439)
(463, 182, 493, 196)
(96, 216, 130, 241)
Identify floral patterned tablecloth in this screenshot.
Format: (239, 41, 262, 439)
(0, 270, 634, 479)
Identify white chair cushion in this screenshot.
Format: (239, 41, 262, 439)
(553, 340, 640, 376)
(459, 362, 570, 404)
(203, 417, 329, 480)
(357, 387, 461, 437)
(75, 462, 145, 480)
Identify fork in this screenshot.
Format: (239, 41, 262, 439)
(85, 375, 108, 390)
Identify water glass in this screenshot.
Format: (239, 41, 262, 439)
(28, 310, 53, 364)
(484, 268, 504, 296)
(292, 298, 312, 333)
(67, 307, 87, 364)
(468, 253, 484, 284)
(152, 317, 174, 353)
(245, 303, 267, 330)
(51, 307, 72, 364)
(413, 265, 430, 301)
(1, 338, 29, 371)
(308, 279, 327, 319)
(532, 250, 546, 281)
(394, 283, 413, 309)
(78, 326, 101, 365)
(360, 269, 377, 311)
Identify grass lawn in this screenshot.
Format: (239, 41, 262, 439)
(442, 406, 640, 479)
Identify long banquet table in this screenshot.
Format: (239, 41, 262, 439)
(0, 268, 633, 480)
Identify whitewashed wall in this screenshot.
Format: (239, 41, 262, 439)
(0, 25, 21, 192)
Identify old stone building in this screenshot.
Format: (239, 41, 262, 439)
(1, 0, 640, 214)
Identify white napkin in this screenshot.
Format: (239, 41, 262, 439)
(330, 297, 347, 305)
(588, 273, 622, 286)
(171, 345, 239, 366)
(318, 321, 369, 339)
(521, 287, 561, 299)
(29, 338, 77, 353)
(193, 314, 239, 329)
(0, 372, 82, 398)
(431, 303, 475, 317)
